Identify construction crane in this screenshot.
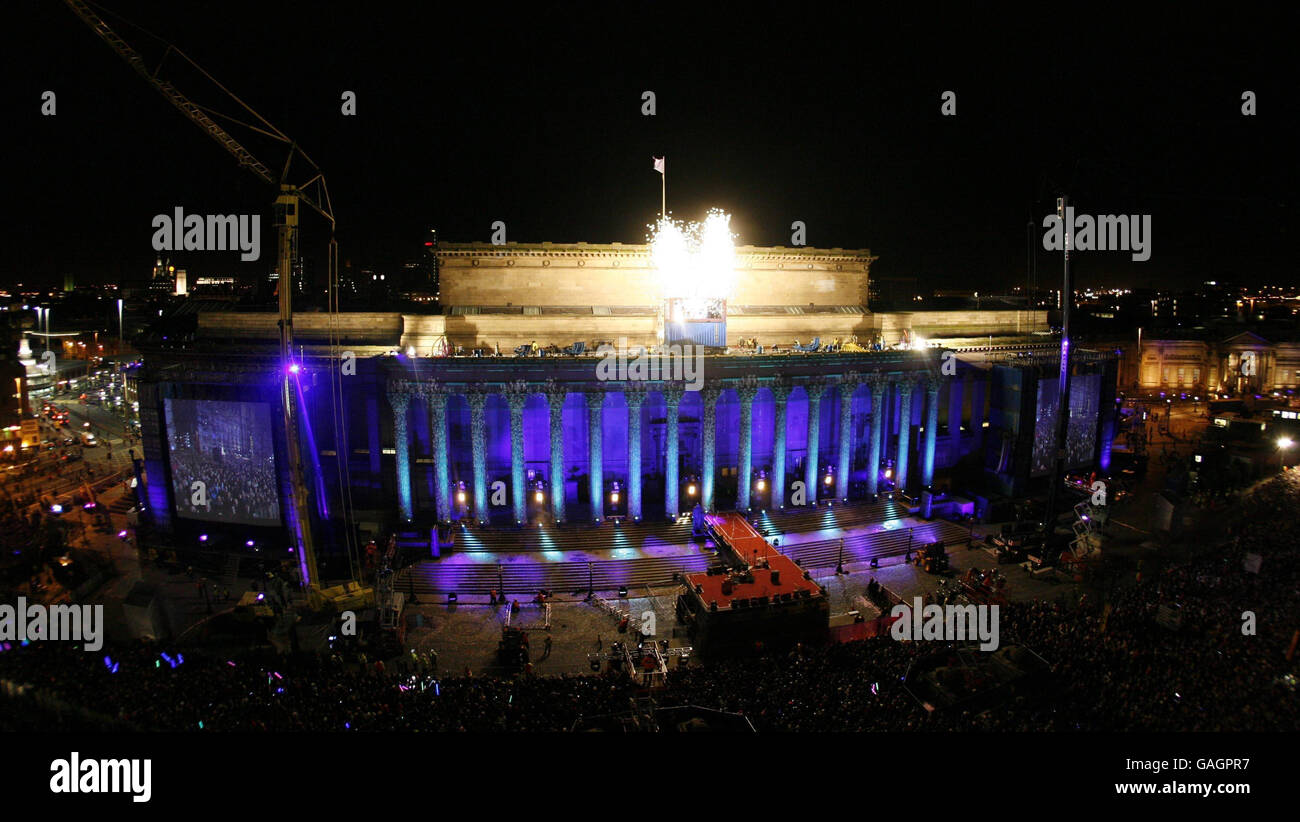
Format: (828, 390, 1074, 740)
(64, 0, 342, 593)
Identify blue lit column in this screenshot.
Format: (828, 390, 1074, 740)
(701, 386, 719, 511)
(804, 381, 825, 505)
(586, 388, 604, 522)
(545, 381, 566, 523)
(387, 384, 413, 522)
(425, 382, 451, 523)
(625, 384, 646, 521)
(921, 376, 940, 517)
(771, 377, 790, 508)
(736, 376, 758, 511)
(663, 384, 683, 518)
(867, 375, 886, 498)
(506, 381, 528, 524)
(896, 377, 914, 494)
(836, 373, 859, 502)
(468, 387, 488, 524)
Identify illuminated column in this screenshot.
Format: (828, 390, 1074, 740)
(771, 377, 790, 508)
(736, 376, 759, 511)
(387, 383, 413, 522)
(506, 381, 528, 524)
(663, 384, 683, 518)
(625, 384, 646, 521)
(586, 388, 604, 522)
(804, 381, 825, 505)
(896, 377, 914, 494)
(468, 387, 488, 523)
(836, 372, 860, 502)
(545, 380, 566, 523)
(921, 376, 940, 489)
(701, 386, 720, 511)
(866, 375, 886, 497)
(424, 381, 451, 523)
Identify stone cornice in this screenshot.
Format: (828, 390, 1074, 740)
(437, 242, 874, 265)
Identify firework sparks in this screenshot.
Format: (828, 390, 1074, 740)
(648, 209, 737, 303)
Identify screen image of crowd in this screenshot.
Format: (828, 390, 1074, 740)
(1031, 374, 1101, 476)
(3, 471, 1297, 733)
(164, 399, 281, 526)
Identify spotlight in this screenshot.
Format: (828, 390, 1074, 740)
(610, 492, 619, 504)
(246, 539, 255, 547)
(618, 585, 628, 598)
(534, 491, 544, 503)
(117, 530, 127, 539)
(1278, 437, 1294, 449)
(687, 484, 697, 496)
(287, 363, 300, 375)
(457, 491, 466, 503)
(448, 592, 458, 603)
(199, 534, 208, 542)
(824, 474, 833, 486)
(756, 480, 766, 491)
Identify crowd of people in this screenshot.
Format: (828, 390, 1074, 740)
(3, 473, 1296, 733)
(169, 452, 279, 523)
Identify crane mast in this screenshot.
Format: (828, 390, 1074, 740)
(65, 0, 330, 589)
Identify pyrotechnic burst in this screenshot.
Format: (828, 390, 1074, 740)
(648, 209, 737, 301)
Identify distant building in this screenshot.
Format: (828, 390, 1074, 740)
(149, 257, 176, 296)
(1124, 330, 1300, 395)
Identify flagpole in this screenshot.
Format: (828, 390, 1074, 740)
(660, 162, 666, 220)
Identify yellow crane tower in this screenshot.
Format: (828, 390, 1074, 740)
(64, 1, 358, 598)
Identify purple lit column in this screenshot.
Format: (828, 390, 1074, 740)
(625, 384, 646, 521)
(896, 377, 914, 494)
(836, 373, 859, 502)
(771, 377, 790, 508)
(921, 376, 939, 488)
(804, 381, 825, 505)
(663, 384, 683, 518)
(586, 389, 604, 522)
(387, 384, 413, 521)
(545, 381, 566, 522)
(736, 376, 758, 511)
(867, 375, 886, 497)
(468, 387, 488, 523)
(425, 382, 451, 523)
(701, 386, 719, 511)
(506, 381, 528, 524)
(921, 376, 939, 517)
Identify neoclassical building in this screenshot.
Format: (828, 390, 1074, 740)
(131, 242, 1113, 571)
(1126, 331, 1300, 395)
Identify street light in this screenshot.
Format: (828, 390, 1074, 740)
(1277, 437, 1294, 470)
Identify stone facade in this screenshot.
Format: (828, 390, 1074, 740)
(1124, 331, 1300, 394)
(436, 242, 875, 308)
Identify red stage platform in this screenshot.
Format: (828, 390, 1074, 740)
(686, 513, 821, 610)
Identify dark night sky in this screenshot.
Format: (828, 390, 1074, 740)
(9, 2, 1298, 294)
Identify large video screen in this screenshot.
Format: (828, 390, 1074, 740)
(164, 399, 282, 525)
(1030, 373, 1101, 477)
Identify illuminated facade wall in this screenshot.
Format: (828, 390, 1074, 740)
(136, 349, 1060, 553)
